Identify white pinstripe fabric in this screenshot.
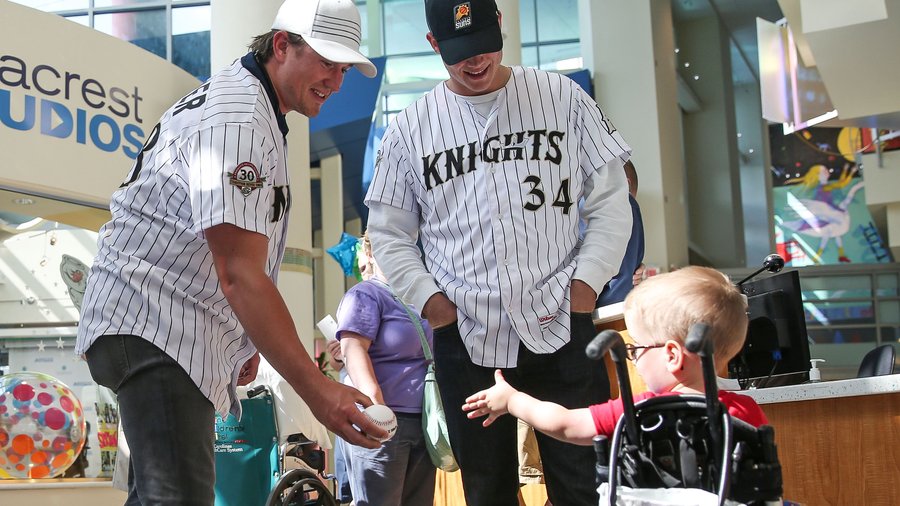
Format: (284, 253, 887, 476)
(366, 66, 631, 367)
(76, 58, 290, 417)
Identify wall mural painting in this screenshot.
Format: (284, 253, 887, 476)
(769, 126, 893, 266)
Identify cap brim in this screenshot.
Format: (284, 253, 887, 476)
(437, 23, 503, 66)
(305, 37, 377, 78)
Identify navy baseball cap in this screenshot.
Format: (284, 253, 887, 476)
(425, 0, 503, 65)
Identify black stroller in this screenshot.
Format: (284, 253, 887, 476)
(587, 325, 783, 505)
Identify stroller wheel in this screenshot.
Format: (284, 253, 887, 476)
(266, 468, 337, 506)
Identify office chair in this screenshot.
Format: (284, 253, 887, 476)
(856, 344, 896, 378)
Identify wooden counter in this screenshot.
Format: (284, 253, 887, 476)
(742, 375, 900, 506)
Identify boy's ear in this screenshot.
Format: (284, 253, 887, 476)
(664, 340, 685, 373)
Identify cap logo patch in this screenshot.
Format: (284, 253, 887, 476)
(454, 2, 472, 30)
(228, 162, 266, 197)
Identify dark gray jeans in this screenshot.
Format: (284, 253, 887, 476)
(342, 413, 436, 506)
(86, 335, 215, 506)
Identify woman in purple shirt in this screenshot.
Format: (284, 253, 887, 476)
(336, 232, 436, 505)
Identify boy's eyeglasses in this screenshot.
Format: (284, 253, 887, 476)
(624, 343, 665, 362)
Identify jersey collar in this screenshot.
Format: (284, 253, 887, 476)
(241, 52, 290, 138)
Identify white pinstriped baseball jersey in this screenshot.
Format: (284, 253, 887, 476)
(365, 66, 632, 368)
(76, 54, 291, 417)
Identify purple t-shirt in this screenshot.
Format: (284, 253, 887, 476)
(336, 280, 433, 413)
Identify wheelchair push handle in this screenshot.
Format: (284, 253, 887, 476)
(586, 329, 625, 361)
(684, 322, 712, 356)
(586, 329, 640, 445)
(686, 322, 727, 492)
(684, 322, 721, 406)
(585, 329, 634, 401)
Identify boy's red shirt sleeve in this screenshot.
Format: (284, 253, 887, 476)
(589, 392, 657, 436)
(588, 391, 768, 437)
(720, 391, 769, 427)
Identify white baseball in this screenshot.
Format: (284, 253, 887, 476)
(363, 404, 398, 442)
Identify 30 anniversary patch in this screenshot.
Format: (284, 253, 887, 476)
(228, 162, 266, 197)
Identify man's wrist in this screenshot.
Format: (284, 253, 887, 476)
(570, 278, 598, 312)
(421, 291, 447, 318)
(422, 292, 458, 328)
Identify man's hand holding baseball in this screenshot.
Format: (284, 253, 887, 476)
(301, 374, 388, 449)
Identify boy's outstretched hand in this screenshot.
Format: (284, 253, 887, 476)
(462, 369, 517, 427)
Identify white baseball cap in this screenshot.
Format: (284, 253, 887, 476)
(271, 0, 377, 78)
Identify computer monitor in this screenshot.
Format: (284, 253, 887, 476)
(728, 270, 812, 388)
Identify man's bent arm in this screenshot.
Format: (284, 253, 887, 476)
(366, 202, 442, 314)
(205, 223, 384, 448)
(575, 158, 632, 298)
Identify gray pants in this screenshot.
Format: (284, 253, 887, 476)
(342, 413, 436, 506)
(86, 335, 215, 506)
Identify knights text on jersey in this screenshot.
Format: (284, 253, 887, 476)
(75, 56, 291, 417)
(365, 66, 630, 367)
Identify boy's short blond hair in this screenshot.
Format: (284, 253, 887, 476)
(623, 266, 748, 365)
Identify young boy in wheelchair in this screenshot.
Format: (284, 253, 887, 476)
(462, 265, 768, 445)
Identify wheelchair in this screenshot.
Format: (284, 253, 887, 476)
(265, 431, 338, 506)
(214, 385, 338, 506)
(587, 325, 783, 506)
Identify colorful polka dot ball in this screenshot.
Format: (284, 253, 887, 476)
(0, 372, 86, 479)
